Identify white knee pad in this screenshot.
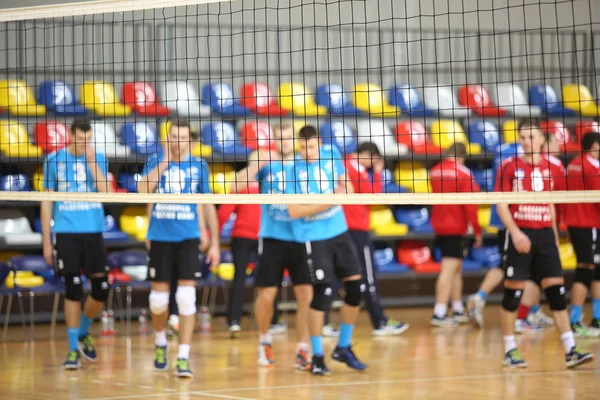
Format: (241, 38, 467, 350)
(176, 286, 197, 316)
(149, 290, 169, 315)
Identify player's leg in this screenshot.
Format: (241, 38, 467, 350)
(322, 277, 340, 337)
(451, 262, 469, 323)
(515, 280, 543, 333)
(590, 266, 600, 332)
(269, 296, 287, 334)
(227, 238, 256, 338)
(147, 241, 172, 371)
(167, 271, 179, 336)
(568, 228, 598, 337)
(432, 236, 463, 326)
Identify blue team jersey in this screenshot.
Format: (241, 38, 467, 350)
(43, 148, 107, 233)
(290, 145, 348, 242)
(142, 153, 211, 242)
(257, 160, 296, 241)
(489, 143, 523, 228)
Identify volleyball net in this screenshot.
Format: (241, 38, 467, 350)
(0, 0, 599, 205)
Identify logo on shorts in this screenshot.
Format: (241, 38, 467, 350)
(194, 272, 202, 278)
(324, 287, 332, 296)
(360, 283, 366, 292)
(515, 290, 522, 298)
(104, 265, 109, 272)
(72, 276, 81, 285)
(315, 269, 325, 281)
(560, 286, 565, 295)
(507, 266, 514, 277)
(149, 267, 156, 278)
(57, 259, 64, 270)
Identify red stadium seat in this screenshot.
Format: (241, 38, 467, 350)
(107, 172, 127, 193)
(574, 120, 600, 143)
(396, 241, 441, 274)
(239, 83, 287, 116)
(240, 121, 276, 151)
(540, 120, 579, 153)
(121, 82, 170, 116)
(458, 85, 506, 117)
(33, 121, 70, 153)
(394, 121, 442, 156)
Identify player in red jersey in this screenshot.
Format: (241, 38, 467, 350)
(429, 143, 482, 326)
(496, 119, 593, 369)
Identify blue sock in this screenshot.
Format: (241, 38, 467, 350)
(338, 323, 354, 348)
(67, 328, 80, 351)
(310, 336, 323, 357)
(592, 299, 600, 320)
(530, 304, 540, 314)
(476, 290, 487, 302)
(79, 315, 93, 338)
(569, 305, 583, 324)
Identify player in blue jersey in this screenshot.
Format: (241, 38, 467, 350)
(137, 120, 220, 378)
(41, 117, 112, 370)
(287, 126, 366, 376)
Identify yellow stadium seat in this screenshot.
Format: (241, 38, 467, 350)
(502, 120, 518, 144)
(278, 83, 327, 116)
(394, 161, 431, 193)
(215, 263, 235, 281)
(210, 171, 236, 195)
(159, 121, 213, 157)
(352, 83, 400, 117)
(369, 208, 409, 236)
(0, 120, 43, 158)
(0, 80, 46, 116)
(81, 81, 131, 116)
(33, 167, 44, 192)
(119, 206, 148, 242)
(429, 119, 481, 155)
(477, 206, 491, 230)
(4, 270, 44, 289)
(562, 84, 600, 117)
(559, 241, 577, 270)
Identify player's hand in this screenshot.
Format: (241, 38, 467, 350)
(205, 244, 221, 271)
(145, 240, 151, 250)
(84, 142, 96, 163)
(511, 229, 531, 254)
(334, 182, 347, 194)
(372, 157, 385, 175)
(199, 233, 210, 253)
(473, 233, 483, 248)
(43, 242, 54, 267)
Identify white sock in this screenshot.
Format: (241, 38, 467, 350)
(155, 330, 167, 347)
(452, 301, 465, 314)
(259, 333, 272, 344)
(178, 344, 191, 359)
(434, 303, 448, 318)
(297, 342, 309, 352)
(503, 335, 517, 354)
(560, 331, 576, 354)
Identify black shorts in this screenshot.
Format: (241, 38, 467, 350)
(496, 229, 507, 269)
(305, 231, 361, 285)
(436, 235, 468, 259)
(503, 228, 563, 282)
(568, 227, 598, 266)
(147, 239, 202, 282)
(54, 233, 108, 277)
(255, 238, 312, 287)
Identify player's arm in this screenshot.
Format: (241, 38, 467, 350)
(230, 150, 269, 192)
(288, 204, 334, 219)
(203, 203, 221, 269)
(550, 204, 560, 246)
(40, 197, 54, 265)
(137, 157, 169, 194)
(85, 151, 112, 193)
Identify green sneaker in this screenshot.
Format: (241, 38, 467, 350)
(566, 347, 594, 368)
(572, 321, 599, 338)
(503, 349, 528, 368)
(78, 335, 97, 361)
(63, 349, 81, 370)
(175, 358, 193, 378)
(154, 345, 169, 371)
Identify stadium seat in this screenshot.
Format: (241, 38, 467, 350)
(502, 120, 518, 144)
(429, 119, 481, 154)
(559, 241, 577, 270)
(422, 86, 471, 118)
(574, 120, 600, 143)
(210, 170, 236, 195)
(0, 209, 42, 245)
(1, 174, 30, 192)
(121, 122, 159, 156)
(528, 84, 576, 116)
(34, 121, 70, 153)
(201, 82, 250, 117)
(239, 83, 287, 116)
(562, 83, 600, 116)
(239, 121, 275, 151)
(458, 84, 506, 116)
(394, 121, 442, 156)
(378, 168, 408, 194)
(352, 83, 400, 116)
(202, 121, 248, 156)
(315, 83, 363, 115)
(158, 121, 212, 158)
(369, 208, 409, 236)
(38, 80, 88, 115)
(278, 83, 327, 116)
(0, 80, 46, 116)
(472, 168, 495, 192)
(80, 81, 131, 116)
(477, 205, 492, 231)
(160, 81, 211, 117)
(320, 121, 357, 155)
(121, 82, 170, 116)
(220, 213, 235, 240)
(107, 250, 148, 282)
(118, 171, 140, 193)
(388, 84, 436, 116)
(470, 245, 501, 267)
(394, 161, 431, 193)
(393, 207, 432, 233)
(467, 121, 501, 153)
(107, 172, 127, 193)
(373, 248, 410, 275)
(396, 242, 440, 273)
(32, 168, 43, 192)
(90, 121, 131, 158)
(540, 120, 579, 153)
(103, 215, 130, 242)
(0, 120, 43, 158)
(119, 206, 148, 242)
(494, 83, 541, 117)
(356, 120, 406, 157)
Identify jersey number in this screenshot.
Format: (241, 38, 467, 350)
(531, 168, 544, 192)
(164, 167, 187, 194)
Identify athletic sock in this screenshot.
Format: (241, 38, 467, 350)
(452, 301, 465, 314)
(592, 298, 600, 320)
(569, 305, 583, 325)
(155, 330, 167, 347)
(178, 344, 190, 359)
(259, 333, 272, 345)
(516, 304, 531, 320)
(530, 304, 540, 314)
(67, 328, 80, 351)
(310, 336, 323, 357)
(560, 331, 576, 354)
(79, 315, 93, 338)
(433, 303, 448, 318)
(476, 290, 487, 302)
(338, 323, 354, 348)
(503, 335, 517, 354)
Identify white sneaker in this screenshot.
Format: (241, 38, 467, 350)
(228, 324, 241, 339)
(167, 314, 179, 335)
(467, 294, 485, 328)
(515, 318, 543, 334)
(257, 343, 274, 367)
(322, 324, 340, 337)
(527, 309, 554, 328)
(268, 321, 287, 335)
(372, 320, 410, 336)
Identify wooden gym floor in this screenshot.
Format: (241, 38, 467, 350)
(0, 306, 599, 400)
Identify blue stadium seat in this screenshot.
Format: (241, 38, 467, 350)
(315, 84, 363, 115)
(320, 121, 357, 155)
(103, 215, 130, 242)
(201, 82, 250, 117)
(394, 207, 432, 232)
(1, 174, 30, 192)
(387, 84, 436, 116)
(220, 213, 235, 240)
(119, 172, 140, 193)
(471, 168, 495, 192)
(470, 245, 501, 268)
(529, 84, 577, 116)
(202, 121, 249, 156)
(121, 122, 159, 155)
(468, 121, 501, 153)
(373, 248, 410, 275)
(38, 80, 88, 116)
(462, 259, 484, 271)
(375, 169, 409, 194)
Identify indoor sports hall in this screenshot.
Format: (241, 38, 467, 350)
(0, 0, 599, 399)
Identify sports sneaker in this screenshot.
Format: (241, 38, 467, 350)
(452, 311, 470, 324)
(372, 319, 409, 336)
(268, 320, 287, 335)
(295, 347, 311, 371)
(527, 309, 554, 328)
(167, 314, 179, 336)
(565, 347, 594, 368)
(467, 294, 485, 328)
(63, 350, 81, 370)
(154, 345, 169, 371)
(78, 335, 97, 362)
(228, 324, 241, 339)
(175, 358, 193, 378)
(323, 324, 340, 337)
(310, 355, 330, 376)
(572, 321, 600, 338)
(588, 318, 600, 335)
(503, 349, 528, 368)
(331, 345, 367, 371)
(515, 318, 542, 334)
(257, 343, 274, 367)
(430, 314, 459, 327)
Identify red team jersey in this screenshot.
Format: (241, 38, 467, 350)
(342, 155, 383, 232)
(495, 156, 554, 229)
(564, 154, 600, 228)
(217, 183, 261, 240)
(544, 154, 566, 226)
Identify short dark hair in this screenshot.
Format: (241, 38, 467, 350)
(445, 142, 468, 158)
(517, 118, 541, 132)
(357, 142, 381, 157)
(298, 125, 319, 139)
(169, 119, 197, 139)
(70, 117, 92, 133)
(581, 131, 600, 151)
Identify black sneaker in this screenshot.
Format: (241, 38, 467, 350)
(565, 347, 594, 368)
(331, 345, 367, 371)
(63, 349, 81, 370)
(78, 335, 97, 362)
(503, 349, 528, 368)
(310, 355, 330, 376)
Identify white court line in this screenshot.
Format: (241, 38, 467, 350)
(82, 369, 600, 400)
(190, 394, 256, 400)
(114, 383, 128, 387)
(137, 386, 152, 390)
